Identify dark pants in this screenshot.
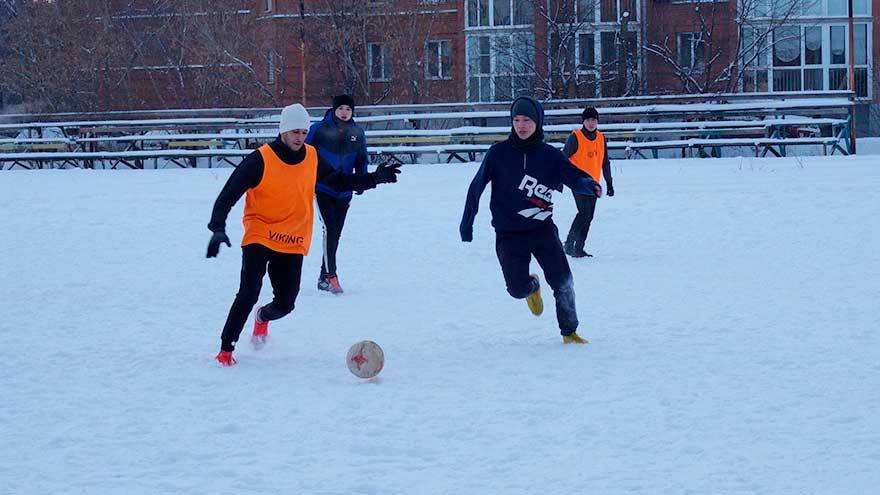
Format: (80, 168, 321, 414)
(220, 243, 303, 351)
(495, 223, 578, 335)
(316, 192, 351, 278)
(565, 192, 598, 250)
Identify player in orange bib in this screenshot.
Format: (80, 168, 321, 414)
(562, 107, 615, 258)
(206, 103, 401, 366)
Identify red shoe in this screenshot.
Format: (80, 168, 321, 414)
(215, 350, 237, 366)
(251, 306, 269, 349)
(327, 276, 344, 295)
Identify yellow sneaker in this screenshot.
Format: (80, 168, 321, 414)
(526, 274, 543, 316)
(563, 332, 589, 344)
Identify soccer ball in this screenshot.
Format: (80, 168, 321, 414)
(346, 340, 384, 379)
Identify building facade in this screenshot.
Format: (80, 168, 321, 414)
(1, 0, 876, 112)
(253, 0, 875, 106)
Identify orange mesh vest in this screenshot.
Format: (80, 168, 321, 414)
(569, 129, 606, 182)
(241, 144, 318, 255)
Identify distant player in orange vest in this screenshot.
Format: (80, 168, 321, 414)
(206, 103, 401, 366)
(563, 107, 615, 258)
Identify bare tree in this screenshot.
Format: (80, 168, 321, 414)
(497, 0, 637, 100)
(302, 0, 450, 105)
(111, 0, 274, 109)
(643, 0, 805, 94)
(305, 0, 372, 101)
(368, 0, 448, 104)
(0, 0, 123, 112)
(0, 0, 274, 112)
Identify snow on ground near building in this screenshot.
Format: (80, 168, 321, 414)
(1, 155, 878, 494)
(857, 136, 880, 155)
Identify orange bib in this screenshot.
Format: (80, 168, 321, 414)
(241, 144, 318, 254)
(569, 129, 605, 182)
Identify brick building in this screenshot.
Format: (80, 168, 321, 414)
(1, 1, 876, 112)
(253, 0, 875, 106)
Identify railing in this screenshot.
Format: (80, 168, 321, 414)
(0, 91, 856, 170)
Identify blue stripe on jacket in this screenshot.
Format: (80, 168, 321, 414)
(305, 109, 369, 198)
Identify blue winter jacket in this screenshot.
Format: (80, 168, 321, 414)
(460, 97, 598, 241)
(305, 109, 369, 198)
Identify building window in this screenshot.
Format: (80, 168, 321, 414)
(578, 33, 596, 68)
(600, 31, 616, 63)
(426, 40, 452, 80)
(773, 25, 801, 67)
(827, 0, 847, 15)
(267, 50, 275, 85)
(466, 0, 534, 27)
(677, 32, 706, 71)
(742, 27, 770, 93)
(600, 0, 637, 23)
(368, 43, 392, 81)
(577, 0, 595, 22)
(466, 32, 534, 101)
(751, 0, 872, 17)
(804, 26, 822, 90)
(266, 0, 273, 12)
(743, 23, 871, 97)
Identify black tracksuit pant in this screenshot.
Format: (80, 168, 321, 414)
(220, 243, 303, 352)
(316, 192, 351, 279)
(565, 192, 598, 250)
(495, 223, 579, 335)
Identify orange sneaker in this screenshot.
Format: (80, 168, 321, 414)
(215, 350, 237, 366)
(251, 306, 269, 349)
(327, 276, 344, 295)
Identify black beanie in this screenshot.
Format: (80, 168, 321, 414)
(332, 94, 355, 111)
(511, 98, 539, 123)
(582, 107, 599, 121)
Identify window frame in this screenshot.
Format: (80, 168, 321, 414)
(426, 40, 453, 80)
(367, 43, 393, 82)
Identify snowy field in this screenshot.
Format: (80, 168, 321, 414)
(1, 155, 878, 494)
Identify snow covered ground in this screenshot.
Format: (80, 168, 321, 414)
(857, 136, 880, 155)
(1, 155, 878, 494)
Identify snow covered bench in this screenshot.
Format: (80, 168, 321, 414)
(614, 136, 847, 159)
(0, 149, 251, 170)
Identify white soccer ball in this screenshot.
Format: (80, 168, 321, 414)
(346, 340, 384, 379)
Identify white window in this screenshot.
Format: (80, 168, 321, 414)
(426, 40, 452, 80)
(466, 0, 534, 27)
(466, 32, 534, 101)
(576, 0, 596, 22)
(677, 32, 706, 71)
(266, 0, 273, 12)
(742, 28, 770, 92)
(368, 43, 392, 81)
(751, 0, 870, 17)
(267, 50, 275, 85)
(578, 33, 596, 68)
(599, 0, 637, 22)
(742, 23, 871, 98)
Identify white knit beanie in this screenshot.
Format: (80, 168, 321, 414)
(279, 103, 312, 134)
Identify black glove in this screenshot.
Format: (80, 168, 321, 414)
(206, 231, 231, 258)
(460, 226, 473, 242)
(607, 183, 615, 197)
(373, 163, 401, 184)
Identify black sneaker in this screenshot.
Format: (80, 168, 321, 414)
(566, 243, 589, 258)
(317, 276, 332, 291)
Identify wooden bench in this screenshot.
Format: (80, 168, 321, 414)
(0, 149, 251, 170)
(29, 143, 69, 152)
(368, 136, 450, 145)
(612, 136, 847, 159)
(166, 139, 224, 149)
